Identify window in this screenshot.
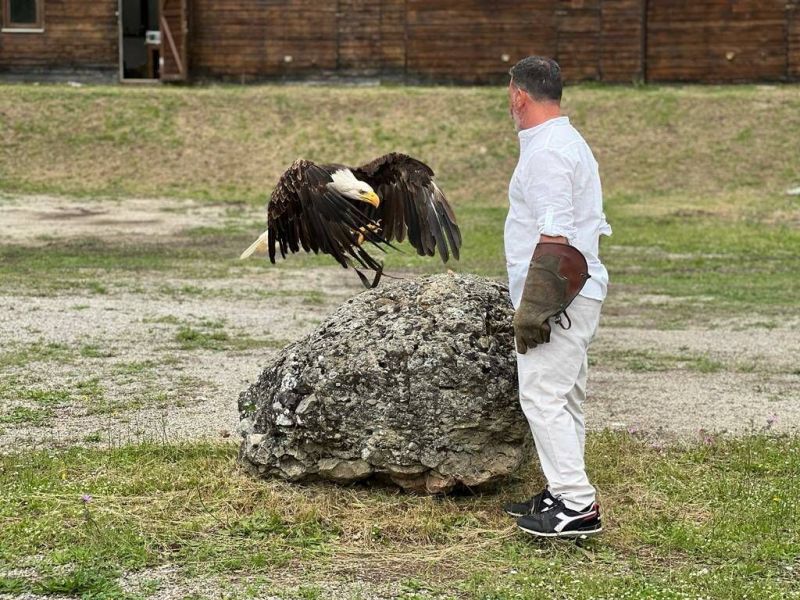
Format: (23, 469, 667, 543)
(2, 0, 44, 30)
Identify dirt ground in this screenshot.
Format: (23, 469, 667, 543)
(0, 196, 231, 244)
(1, 196, 798, 453)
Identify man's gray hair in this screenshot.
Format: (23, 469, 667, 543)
(509, 56, 562, 103)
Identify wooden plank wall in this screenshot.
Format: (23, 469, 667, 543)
(338, 0, 382, 73)
(787, 0, 800, 79)
(185, 0, 643, 84)
(378, 0, 405, 75)
(646, 0, 790, 82)
(404, 0, 557, 83)
(556, 0, 602, 81)
(1, 0, 797, 83)
(0, 0, 117, 72)
(600, 0, 645, 81)
(190, 0, 338, 79)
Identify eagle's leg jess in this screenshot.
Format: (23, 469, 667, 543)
(349, 222, 384, 289)
(346, 247, 384, 289)
(349, 257, 383, 289)
(369, 267, 383, 288)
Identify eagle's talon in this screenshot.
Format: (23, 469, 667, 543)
(354, 223, 382, 246)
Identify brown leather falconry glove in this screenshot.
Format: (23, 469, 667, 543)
(513, 243, 590, 354)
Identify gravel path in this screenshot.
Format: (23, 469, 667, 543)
(589, 325, 800, 438)
(2, 280, 797, 452)
(0, 565, 424, 600)
(0, 270, 364, 452)
(1, 195, 798, 452)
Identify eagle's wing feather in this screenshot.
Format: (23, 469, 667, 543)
(266, 159, 389, 270)
(353, 153, 461, 262)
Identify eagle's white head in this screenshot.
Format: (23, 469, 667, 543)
(329, 169, 380, 208)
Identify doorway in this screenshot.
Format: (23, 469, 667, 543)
(119, 0, 160, 80)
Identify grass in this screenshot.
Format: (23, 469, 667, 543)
(0, 432, 797, 598)
(593, 349, 726, 374)
(0, 84, 799, 321)
(1, 83, 799, 597)
(79, 344, 115, 359)
(0, 372, 185, 421)
(19, 387, 73, 406)
(0, 377, 107, 424)
(168, 317, 286, 352)
(0, 342, 74, 369)
(0, 406, 53, 426)
(82, 431, 104, 444)
(1, 84, 798, 203)
(0, 237, 238, 294)
(174, 326, 284, 352)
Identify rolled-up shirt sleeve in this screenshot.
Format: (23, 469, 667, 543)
(522, 148, 578, 243)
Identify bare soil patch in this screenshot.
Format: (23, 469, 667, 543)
(0, 195, 238, 244)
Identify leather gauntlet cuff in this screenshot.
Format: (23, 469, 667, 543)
(512, 243, 591, 353)
(530, 243, 591, 311)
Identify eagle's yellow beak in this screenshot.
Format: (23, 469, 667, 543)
(360, 191, 380, 208)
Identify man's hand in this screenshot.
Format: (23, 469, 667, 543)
(540, 235, 567, 244)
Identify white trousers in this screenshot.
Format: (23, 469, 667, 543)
(514, 294, 602, 511)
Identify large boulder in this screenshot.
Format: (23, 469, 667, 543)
(237, 273, 531, 494)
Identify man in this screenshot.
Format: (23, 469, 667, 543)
(502, 56, 612, 538)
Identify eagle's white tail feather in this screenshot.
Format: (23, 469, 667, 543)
(240, 231, 269, 259)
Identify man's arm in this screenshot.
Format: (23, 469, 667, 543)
(513, 151, 576, 353)
(523, 149, 577, 244)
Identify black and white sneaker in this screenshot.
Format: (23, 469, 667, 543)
(516, 496, 602, 538)
(502, 487, 557, 517)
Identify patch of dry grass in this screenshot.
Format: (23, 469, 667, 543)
(1, 84, 799, 317)
(1, 84, 798, 213)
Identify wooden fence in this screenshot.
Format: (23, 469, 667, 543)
(188, 0, 800, 83)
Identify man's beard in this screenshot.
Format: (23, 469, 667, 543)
(510, 107, 523, 132)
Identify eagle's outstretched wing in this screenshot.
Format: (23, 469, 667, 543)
(352, 153, 462, 262)
(247, 159, 391, 275)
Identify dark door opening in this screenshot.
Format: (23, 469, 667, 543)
(120, 0, 160, 79)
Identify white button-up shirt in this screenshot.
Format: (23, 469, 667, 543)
(505, 116, 612, 309)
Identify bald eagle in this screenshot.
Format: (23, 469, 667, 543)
(240, 153, 462, 287)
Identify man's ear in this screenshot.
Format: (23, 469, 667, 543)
(511, 86, 527, 110)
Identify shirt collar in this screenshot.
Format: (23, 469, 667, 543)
(518, 116, 569, 147)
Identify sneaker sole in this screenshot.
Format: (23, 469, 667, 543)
(517, 523, 603, 538)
